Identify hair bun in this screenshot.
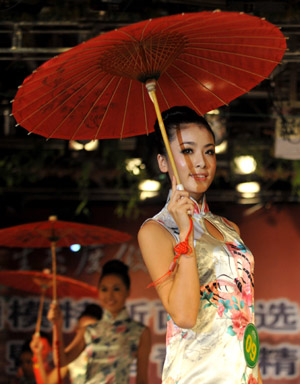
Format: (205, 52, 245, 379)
(99, 259, 131, 290)
(102, 259, 129, 276)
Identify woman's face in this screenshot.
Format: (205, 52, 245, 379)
(158, 123, 216, 201)
(98, 274, 129, 317)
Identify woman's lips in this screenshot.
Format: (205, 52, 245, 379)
(190, 173, 208, 180)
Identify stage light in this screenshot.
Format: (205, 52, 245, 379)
(236, 181, 260, 199)
(139, 179, 161, 200)
(234, 156, 257, 174)
(126, 158, 145, 175)
(69, 140, 99, 151)
(70, 244, 81, 252)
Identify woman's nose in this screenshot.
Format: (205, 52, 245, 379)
(196, 154, 206, 168)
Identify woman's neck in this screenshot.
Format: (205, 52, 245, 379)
(190, 192, 204, 205)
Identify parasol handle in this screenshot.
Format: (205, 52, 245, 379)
(54, 323, 63, 384)
(35, 288, 46, 335)
(51, 241, 57, 303)
(145, 79, 182, 187)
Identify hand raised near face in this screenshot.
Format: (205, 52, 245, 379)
(167, 176, 194, 238)
(47, 301, 63, 327)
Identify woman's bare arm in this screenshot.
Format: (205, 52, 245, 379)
(48, 302, 86, 366)
(138, 177, 200, 329)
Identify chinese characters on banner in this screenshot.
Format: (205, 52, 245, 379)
(255, 299, 300, 381)
(2, 296, 300, 382)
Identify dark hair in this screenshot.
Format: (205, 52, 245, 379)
(154, 106, 215, 155)
(78, 303, 103, 321)
(98, 259, 130, 290)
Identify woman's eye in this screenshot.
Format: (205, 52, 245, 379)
(181, 148, 193, 154)
(206, 149, 215, 155)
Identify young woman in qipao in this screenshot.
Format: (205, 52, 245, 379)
(138, 106, 262, 384)
(48, 260, 151, 384)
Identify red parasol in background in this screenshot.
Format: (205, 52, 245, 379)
(0, 216, 131, 302)
(0, 269, 99, 333)
(0, 269, 99, 299)
(12, 11, 287, 184)
(0, 269, 100, 384)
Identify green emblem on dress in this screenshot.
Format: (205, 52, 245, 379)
(243, 323, 260, 368)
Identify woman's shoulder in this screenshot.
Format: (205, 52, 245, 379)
(139, 203, 179, 240)
(139, 217, 165, 234)
(138, 218, 177, 250)
(220, 215, 240, 235)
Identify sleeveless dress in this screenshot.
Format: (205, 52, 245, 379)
(149, 193, 259, 384)
(83, 308, 145, 383)
(68, 349, 88, 384)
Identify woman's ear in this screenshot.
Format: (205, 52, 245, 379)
(157, 154, 168, 173)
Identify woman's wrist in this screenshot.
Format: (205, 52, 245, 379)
(179, 231, 193, 243)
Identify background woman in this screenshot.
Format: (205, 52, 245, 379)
(47, 260, 151, 384)
(30, 304, 103, 384)
(138, 106, 262, 384)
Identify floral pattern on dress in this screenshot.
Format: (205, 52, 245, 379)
(151, 193, 259, 384)
(84, 308, 145, 384)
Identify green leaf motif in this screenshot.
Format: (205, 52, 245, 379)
(227, 325, 236, 336)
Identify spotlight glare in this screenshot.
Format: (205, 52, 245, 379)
(236, 182, 260, 194)
(139, 179, 161, 192)
(234, 156, 257, 174)
(70, 244, 81, 252)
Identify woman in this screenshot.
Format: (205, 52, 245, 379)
(138, 106, 262, 384)
(47, 260, 151, 384)
(30, 304, 103, 384)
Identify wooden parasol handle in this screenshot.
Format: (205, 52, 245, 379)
(50, 241, 57, 303)
(54, 323, 62, 384)
(145, 79, 182, 187)
(35, 288, 46, 334)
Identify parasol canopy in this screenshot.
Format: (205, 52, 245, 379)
(0, 216, 131, 301)
(12, 11, 287, 142)
(0, 269, 99, 299)
(0, 216, 131, 248)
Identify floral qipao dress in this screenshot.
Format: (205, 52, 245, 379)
(84, 308, 146, 384)
(150, 194, 259, 384)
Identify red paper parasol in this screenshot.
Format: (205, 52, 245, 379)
(0, 269, 99, 299)
(0, 269, 100, 384)
(0, 216, 131, 301)
(12, 11, 286, 184)
(0, 269, 99, 331)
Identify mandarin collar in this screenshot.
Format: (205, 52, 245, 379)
(102, 307, 130, 323)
